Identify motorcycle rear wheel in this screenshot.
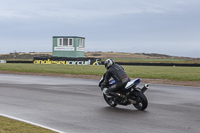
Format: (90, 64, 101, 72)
(132, 91, 148, 110)
(103, 94, 117, 107)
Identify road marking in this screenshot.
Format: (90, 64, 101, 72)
(0, 113, 66, 133)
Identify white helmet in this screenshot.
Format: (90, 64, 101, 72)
(104, 59, 115, 69)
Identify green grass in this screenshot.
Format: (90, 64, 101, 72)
(0, 63, 200, 81)
(0, 116, 56, 133)
(124, 66, 200, 81)
(102, 58, 200, 64)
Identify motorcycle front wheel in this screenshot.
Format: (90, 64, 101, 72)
(103, 94, 117, 107)
(132, 91, 148, 110)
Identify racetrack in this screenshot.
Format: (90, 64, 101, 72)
(0, 74, 200, 133)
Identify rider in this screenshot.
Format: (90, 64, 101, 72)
(101, 59, 130, 101)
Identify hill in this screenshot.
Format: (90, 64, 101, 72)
(85, 52, 200, 64)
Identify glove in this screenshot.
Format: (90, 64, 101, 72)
(101, 87, 104, 91)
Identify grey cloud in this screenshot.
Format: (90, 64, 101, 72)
(0, 0, 200, 57)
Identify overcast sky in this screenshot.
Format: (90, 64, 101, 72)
(0, 0, 199, 57)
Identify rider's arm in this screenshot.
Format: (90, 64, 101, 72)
(120, 65, 125, 71)
(103, 70, 111, 86)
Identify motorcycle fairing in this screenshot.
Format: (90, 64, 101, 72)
(125, 78, 141, 90)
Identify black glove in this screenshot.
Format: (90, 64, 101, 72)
(101, 87, 104, 91)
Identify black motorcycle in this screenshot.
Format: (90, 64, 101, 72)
(99, 74, 149, 111)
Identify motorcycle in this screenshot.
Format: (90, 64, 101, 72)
(99, 74, 149, 110)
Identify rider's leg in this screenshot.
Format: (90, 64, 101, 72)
(106, 83, 126, 101)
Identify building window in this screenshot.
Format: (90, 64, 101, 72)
(69, 38, 73, 46)
(57, 38, 63, 46)
(57, 38, 73, 46)
(78, 38, 83, 47)
(63, 38, 68, 46)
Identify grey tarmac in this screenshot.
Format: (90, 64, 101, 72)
(0, 74, 200, 133)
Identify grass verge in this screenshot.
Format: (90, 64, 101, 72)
(0, 63, 200, 81)
(0, 116, 56, 133)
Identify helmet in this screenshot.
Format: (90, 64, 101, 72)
(104, 59, 115, 69)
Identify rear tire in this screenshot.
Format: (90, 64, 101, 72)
(132, 91, 148, 110)
(103, 94, 117, 107)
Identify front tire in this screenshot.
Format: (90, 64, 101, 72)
(132, 91, 148, 110)
(103, 94, 117, 107)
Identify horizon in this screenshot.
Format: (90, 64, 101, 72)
(1, 51, 199, 59)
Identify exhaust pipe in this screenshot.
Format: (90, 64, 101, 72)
(141, 84, 149, 93)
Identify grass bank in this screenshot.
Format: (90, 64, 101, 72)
(0, 116, 56, 133)
(0, 63, 200, 81)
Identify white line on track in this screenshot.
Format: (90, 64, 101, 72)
(0, 113, 66, 133)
